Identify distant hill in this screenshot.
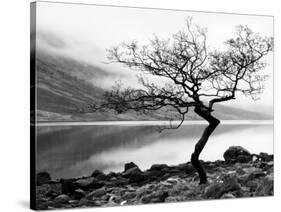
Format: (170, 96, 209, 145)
(35, 50, 273, 122)
(36, 50, 104, 115)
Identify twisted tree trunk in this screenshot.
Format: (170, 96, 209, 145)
(191, 107, 220, 184)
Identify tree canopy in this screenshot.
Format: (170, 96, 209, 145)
(89, 18, 273, 184)
(90, 18, 273, 127)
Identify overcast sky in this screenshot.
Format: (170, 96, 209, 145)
(36, 2, 273, 111)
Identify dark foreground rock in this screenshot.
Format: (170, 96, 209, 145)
(37, 172, 51, 186)
(36, 148, 273, 210)
(223, 146, 252, 163)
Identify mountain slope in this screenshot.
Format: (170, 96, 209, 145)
(35, 51, 273, 121)
(36, 50, 104, 116)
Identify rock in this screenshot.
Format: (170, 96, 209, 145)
(108, 194, 122, 203)
(165, 196, 187, 202)
(96, 174, 107, 181)
(237, 155, 252, 163)
(205, 175, 241, 199)
(72, 177, 104, 190)
(120, 200, 127, 205)
(77, 198, 91, 206)
(213, 160, 225, 166)
(107, 172, 118, 179)
(46, 190, 60, 199)
(265, 173, 273, 183)
(259, 152, 273, 162)
(254, 176, 273, 196)
(236, 167, 246, 175)
(240, 167, 267, 181)
(166, 177, 180, 185)
(61, 179, 76, 194)
(204, 183, 223, 199)
(129, 172, 148, 184)
(69, 200, 79, 204)
(221, 193, 235, 198)
(90, 179, 105, 189)
(110, 188, 127, 197)
(122, 167, 142, 178)
(73, 189, 86, 200)
(140, 191, 169, 204)
(87, 187, 107, 198)
(223, 146, 251, 163)
(90, 170, 107, 181)
(177, 163, 195, 174)
(124, 162, 138, 172)
(255, 161, 267, 169)
(73, 178, 95, 188)
(243, 167, 262, 174)
(247, 170, 266, 181)
(246, 181, 259, 192)
(150, 164, 169, 171)
(263, 161, 274, 172)
(103, 202, 119, 207)
(54, 194, 70, 203)
(37, 172, 51, 185)
(123, 192, 136, 200)
(91, 170, 105, 178)
(108, 177, 129, 187)
(145, 170, 162, 178)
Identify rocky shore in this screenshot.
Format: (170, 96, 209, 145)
(36, 146, 273, 210)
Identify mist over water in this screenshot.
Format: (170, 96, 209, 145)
(36, 121, 273, 179)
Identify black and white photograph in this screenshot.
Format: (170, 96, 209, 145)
(31, 1, 274, 210)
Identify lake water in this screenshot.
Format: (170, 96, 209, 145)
(36, 121, 273, 179)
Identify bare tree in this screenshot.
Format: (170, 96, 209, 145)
(90, 18, 273, 184)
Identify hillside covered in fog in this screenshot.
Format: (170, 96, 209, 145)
(35, 50, 273, 122)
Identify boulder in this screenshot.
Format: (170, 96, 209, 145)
(73, 189, 86, 200)
(177, 163, 195, 174)
(37, 172, 51, 185)
(122, 167, 142, 178)
(87, 187, 107, 198)
(223, 146, 251, 163)
(237, 155, 252, 163)
(68, 200, 79, 204)
(247, 170, 267, 181)
(61, 179, 76, 194)
(72, 178, 95, 190)
(145, 170, 162, 178)
(204, 183, 224, 199)
(221, 193, 235, 199)
(140, 191, 169, 204)
(91, 170, 107, 181)
(255, 161, 267, 169)
(107, 172, 118, 179)
(129, 172, 148, 184)
(108, 177, 129, 187)
(150, 164, 169, 171)
(46, 190, 60, 199)
(72, 177, 104, 190)
(123, 192, 137, 200)
(263, 161, 274, 172)
(54, 194, 70, 203)
(259, 152, 273, 162)
(124, 162, 138, 172)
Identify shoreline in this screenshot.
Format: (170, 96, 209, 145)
(36, 147, 273, 210)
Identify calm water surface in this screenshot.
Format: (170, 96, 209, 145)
(36, 121, 273, 179)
